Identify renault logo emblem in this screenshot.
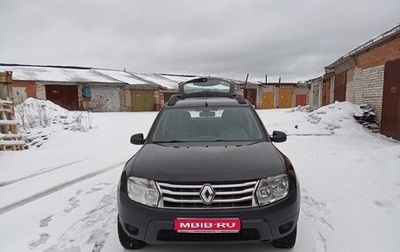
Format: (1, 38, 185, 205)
(200, 184, 215, 204)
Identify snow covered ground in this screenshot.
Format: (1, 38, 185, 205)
(0, 100, 399, 252)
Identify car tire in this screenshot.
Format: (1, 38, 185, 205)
(117, 217, 146, 250)
(272, 226, 297, 249)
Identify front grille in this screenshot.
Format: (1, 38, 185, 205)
(157, 180, 258, 209)
(157, 229, 261, 241)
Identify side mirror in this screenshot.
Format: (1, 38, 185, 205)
(130, 133, 145, 145)
(270, 131, 287, 143)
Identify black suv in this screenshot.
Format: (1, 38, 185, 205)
(117, 77, 300, 249)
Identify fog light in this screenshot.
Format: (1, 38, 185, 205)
(126, 224, 139, 236)
(278, 221, 293, 234)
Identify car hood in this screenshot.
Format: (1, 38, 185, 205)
(126, 142, 285, 182)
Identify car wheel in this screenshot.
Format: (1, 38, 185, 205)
(272, 226, 297, 249)
(117, 217, 146, 250)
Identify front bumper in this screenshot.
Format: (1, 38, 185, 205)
(117, 188, 300, 244)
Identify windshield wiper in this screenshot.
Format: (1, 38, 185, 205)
(214, 139, 262, 145)
(153, 140, 185, 143)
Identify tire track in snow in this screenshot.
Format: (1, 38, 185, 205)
(301, 193, 334, 231)
(301, 189, 333, 252)
(312, 232, 328, 252)
(0, 157, 95, 187)
(43, 189, 117, 252)
(0, 160, 125, 215)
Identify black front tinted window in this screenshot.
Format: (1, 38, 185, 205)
(152, 107, 263, 142)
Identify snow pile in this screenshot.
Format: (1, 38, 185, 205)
(290, 105, 311, 113)
(273, 102, 366, 136)
(307, 101, 365, 133)
(15, 98, 93, 147)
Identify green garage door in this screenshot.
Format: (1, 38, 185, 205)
(131, 90, 154, 111)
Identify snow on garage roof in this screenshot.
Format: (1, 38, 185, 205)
(93, 69, 156, 86)
(0, 64, 237, 89)
(0, 65, 120, 83)
(129, 72, 181, 89)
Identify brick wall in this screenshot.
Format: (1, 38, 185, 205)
(12, 81, 37, 98)
(356, 36, 400, 69)
(341, 35, 400, 123)
(154, 90, 161, 110)
(119, 89, 131, 111)
(346, 68, 355, 103)
(352, 65, 385, 121)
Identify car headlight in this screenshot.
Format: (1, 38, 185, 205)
(256, 174, 289, 206)
(127, 176, 160, 207)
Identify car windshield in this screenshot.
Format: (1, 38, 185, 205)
(152, 107, 264, 142)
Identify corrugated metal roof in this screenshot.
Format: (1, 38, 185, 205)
(0, 64, 241, 89)
(0, 65, 120, 83)
(93, 69, 156, 86)
(129, 72, 180, 89)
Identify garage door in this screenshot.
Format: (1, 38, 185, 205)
(295, 94, 307, 106)
(45, 85, 79, 110)
(278, 88, 292, 108)
(91, 86, 120, 112)
(262, 92, 274, 109)
(381, 59, 400, 141)
(334, 72, 347, 102)
(131, 90, 154, 111)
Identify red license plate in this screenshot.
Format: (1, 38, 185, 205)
(174, 218, 241, 233)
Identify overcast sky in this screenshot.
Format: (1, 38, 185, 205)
(0, 0, 399, 82)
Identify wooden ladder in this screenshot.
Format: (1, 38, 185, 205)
(0, 99, 26, 151)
